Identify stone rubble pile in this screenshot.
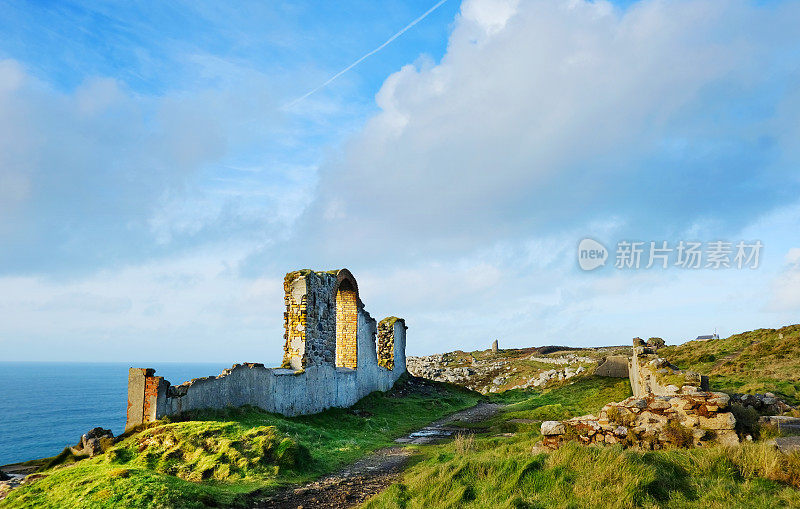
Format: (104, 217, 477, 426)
(731, 392, 792, 415)
(541, 390, 739, 450)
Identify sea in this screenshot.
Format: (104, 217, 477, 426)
(0, 362, 235, 466)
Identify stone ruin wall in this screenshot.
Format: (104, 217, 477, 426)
(628, 337, 709, 398)
(541, 338, 738, 450)
(126, 269, 407, 430)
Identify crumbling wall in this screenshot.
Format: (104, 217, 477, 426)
(629, 338, 708, 397)
(126, 269, 408, 430)
(126, 368, 168, 429)
(540, 338, 736, 450)
(377, 317, 401, 370)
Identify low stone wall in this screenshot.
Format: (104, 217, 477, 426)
(127, 318, 407, 427)
(541, 390, 739, 449)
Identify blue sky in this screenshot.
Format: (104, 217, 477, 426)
(1, 0, 799, 364)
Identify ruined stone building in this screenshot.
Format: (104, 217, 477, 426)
(125, 269, 407, 429)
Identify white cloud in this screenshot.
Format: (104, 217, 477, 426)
(768, 247, 800, 312)
(0, 58, 314, 274)
(296, 0, 800, 265)
(0, 245, 286, 363)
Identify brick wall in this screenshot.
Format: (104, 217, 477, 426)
(126, 368, 165, 430)
(335, 283, 358, 368)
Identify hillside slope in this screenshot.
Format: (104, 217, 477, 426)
(660, 324, 800, 404)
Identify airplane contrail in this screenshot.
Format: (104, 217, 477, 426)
(283, 0, 449, 109)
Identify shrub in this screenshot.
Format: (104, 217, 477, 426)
(662, 421, 693, 448)
(730, 403, 760, 439)
(698, 353, 716, 363)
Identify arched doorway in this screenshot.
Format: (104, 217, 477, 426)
(335, 279, 358, 368)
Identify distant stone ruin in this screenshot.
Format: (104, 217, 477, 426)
(542, 338, 738, 449)
(125, 269, 407, 430)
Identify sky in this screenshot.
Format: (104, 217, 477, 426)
(1, 0, 799, 365)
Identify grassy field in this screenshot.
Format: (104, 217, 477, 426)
(0, 376, 480, 508)
(660, 324, 800, 404)
(364, 376, 800, 509)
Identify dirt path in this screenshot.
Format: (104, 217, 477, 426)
(254, 402, 504, 509)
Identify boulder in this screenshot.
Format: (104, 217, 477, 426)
(72, 427, 114, 457)
(715, 430, 740, 447)
(541, 421, 566, 436)
(698, 412, 736, 430)
(649, 399, 671, 410)
(775, 436, 800, 454)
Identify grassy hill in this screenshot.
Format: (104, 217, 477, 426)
(364, 377, 800, 509)
(660, 324, 800, 404)
(0, 376, 479, 508)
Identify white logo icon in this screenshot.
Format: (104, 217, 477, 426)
(578, 238, 608, 271)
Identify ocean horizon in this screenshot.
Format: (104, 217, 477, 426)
(0, 362, 263, 466)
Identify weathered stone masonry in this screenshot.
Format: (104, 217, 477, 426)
(541, 339, 738, 449)
(126, 269, 408, 430)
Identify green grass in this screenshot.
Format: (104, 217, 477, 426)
(497, 376, 632, 422)
(363, 376, 800, 509)
(660, 324, 800, 404)
(363, 440, 800, 509)
(1, 376, 480, 509)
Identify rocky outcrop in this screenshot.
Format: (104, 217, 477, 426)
(406, 353, 592, 393)
(541, 390, 739, 450)
(71, 427, 115, 457)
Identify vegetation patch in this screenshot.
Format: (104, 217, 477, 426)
(2, 376, 479, 508)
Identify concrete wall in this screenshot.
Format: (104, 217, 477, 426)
(595, 355, 629, 378)
(126, 269, 408, 430)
